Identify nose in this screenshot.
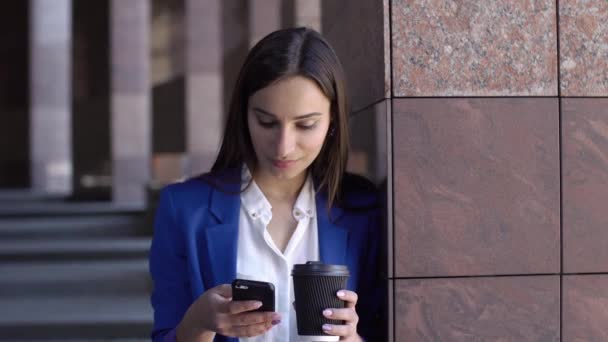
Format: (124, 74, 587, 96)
(276, 126, 295, 159)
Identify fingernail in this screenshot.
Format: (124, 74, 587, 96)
(272, 320, 281, 325)
(322, 324, 332, 331)
(272, 313, 281, 321)
(337, 291, 345, 297)
(323, 309, 332, 317)
(253, 301, 263, 308)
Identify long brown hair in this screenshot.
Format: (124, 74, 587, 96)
(209, 27, 350, 209)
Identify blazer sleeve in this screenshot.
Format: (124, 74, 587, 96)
(149, 187, 196, 342)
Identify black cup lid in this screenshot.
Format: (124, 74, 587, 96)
(291, 261, 350, 277)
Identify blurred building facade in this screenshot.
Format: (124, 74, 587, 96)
(1, 0, 608, 341)
(0, 0, 324, 340)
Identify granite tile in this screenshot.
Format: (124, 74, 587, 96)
(322, 0, 390, 112)
(395, 276, 560, 341)
(384, 0, 391, 99)
(391, 0, 558, 96)
(388, 279, 394, 342)
(562, 99, 608, 273)
(559, 0, 608, 96)
(563, 275, 608, 342)
(393, 98, 560, 277)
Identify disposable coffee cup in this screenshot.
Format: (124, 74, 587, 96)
(292, 261, 350, 342)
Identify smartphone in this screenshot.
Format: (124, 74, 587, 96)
(231, 279, 275, 312)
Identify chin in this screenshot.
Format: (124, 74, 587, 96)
(269, 168, 303, 180)
(264, 162, 309, 180)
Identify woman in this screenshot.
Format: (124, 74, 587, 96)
(149, 27, 383, 342)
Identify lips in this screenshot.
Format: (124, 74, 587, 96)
(272, 159, 297, 169)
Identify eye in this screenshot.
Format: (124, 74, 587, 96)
(296, 121, 318, 130)
(257, 120, 276, 128)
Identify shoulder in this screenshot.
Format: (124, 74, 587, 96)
(338, 172, 379, 212)
(162, 177, 213, 201)
(162, 168, 240, 201)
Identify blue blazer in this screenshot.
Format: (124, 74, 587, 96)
(149, 168, 383, 342)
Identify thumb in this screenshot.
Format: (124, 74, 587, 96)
(213, 284, 233, 299)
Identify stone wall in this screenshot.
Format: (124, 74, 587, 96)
(325, 0, 608, 340)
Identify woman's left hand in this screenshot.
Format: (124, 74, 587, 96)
(322, 290, 363, 342)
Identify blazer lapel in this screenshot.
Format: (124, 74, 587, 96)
(201, 170, 351, 287)
(316, 190, 348, 266)
(203, 169, 241, 287)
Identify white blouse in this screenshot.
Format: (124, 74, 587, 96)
(236, 166, 319, 342)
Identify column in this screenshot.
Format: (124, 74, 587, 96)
(29, 0, 72, 194)
(248, 0, 281, 48)
(184, 0, 222, 175)
(110, 0, 151, 205)
(293, 0, 320, 31)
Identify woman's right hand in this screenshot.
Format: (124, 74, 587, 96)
(176, 284, 281, 341)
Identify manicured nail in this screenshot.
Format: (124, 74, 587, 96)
(322, 324, 332, 331)
(337, 291, 345, 297)
(323, 309, 333, 317)
(272, 320, 281, 325)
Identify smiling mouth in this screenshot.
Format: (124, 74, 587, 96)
(272, 159, 298, 169)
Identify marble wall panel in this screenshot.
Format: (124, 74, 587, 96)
(562, 99, 608, 273)
(395, 276, 560, 341)
(563, 275, 608, 341)
(393, 98, 560, 277)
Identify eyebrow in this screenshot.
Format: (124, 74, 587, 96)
(252, 107, 322, 120)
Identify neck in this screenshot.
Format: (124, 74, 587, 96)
(252, 168, 307, 203)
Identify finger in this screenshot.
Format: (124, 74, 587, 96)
(214, 284, 233, 298)
(322, 323, 353, 337)
(217, 321, 271, 338)
(230, 312, 281, 327)
(224, 300, 263, 314)
(337, 289, 358, 308)
(323, 308, 358, 323)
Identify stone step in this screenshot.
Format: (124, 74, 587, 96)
(7, 339, 149, 342)
(0, 294, 153, 340)
(2, 339, 148, 342)
(0, 238, 151, 262)
(0, 189, 67, 202)
(0, 202, 145, 218)
(0, 215, 147, 239)
(0, 259, 151, 296)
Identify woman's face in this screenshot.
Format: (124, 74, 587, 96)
(247, 75, 331, 182)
